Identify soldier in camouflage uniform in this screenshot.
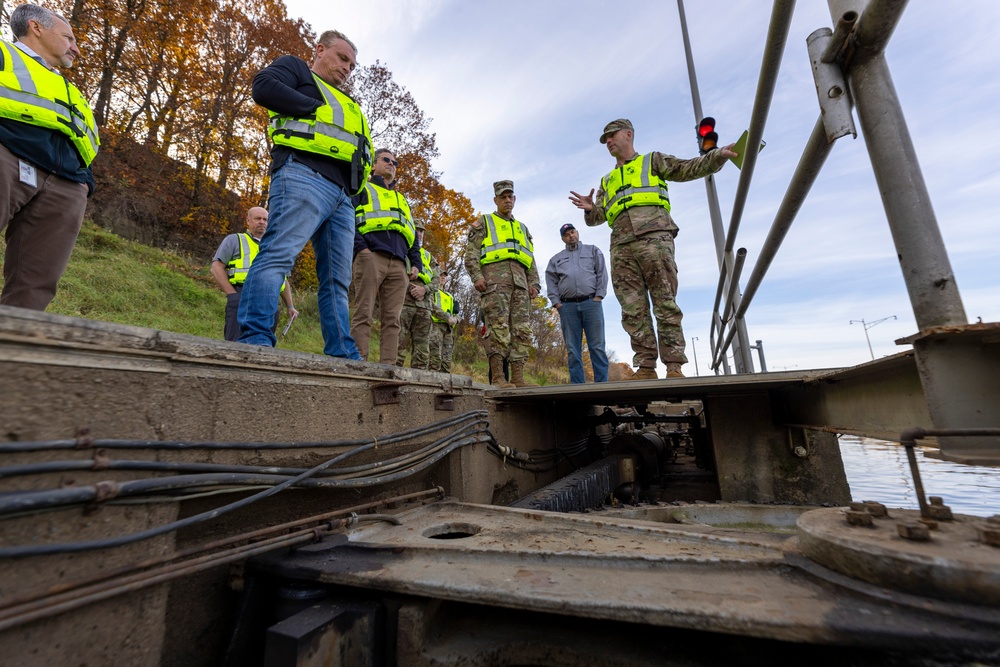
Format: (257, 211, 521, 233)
(465, 180, 540, 388)
(429, 269, 459, 372)
(570, 119, 736, 380)
(396, 221, 439, 369)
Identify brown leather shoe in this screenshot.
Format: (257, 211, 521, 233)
(666, 363, 685, 379)
(627, 367, 658, 381)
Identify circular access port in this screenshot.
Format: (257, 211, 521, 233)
(422, 522, 482, 540)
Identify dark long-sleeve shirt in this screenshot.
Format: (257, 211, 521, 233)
(545, 242, 608, 307)
(251, 54, 351, 190)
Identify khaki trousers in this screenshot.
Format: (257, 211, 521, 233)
(0, 144, 88, 310)
(349, 249, 408, 364)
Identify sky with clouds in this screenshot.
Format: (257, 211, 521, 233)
(285, 0, 998, 374)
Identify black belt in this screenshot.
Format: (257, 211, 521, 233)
(561, 294, 594, 303)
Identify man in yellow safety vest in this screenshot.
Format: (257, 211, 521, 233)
(0, 4, 100, 310)
(211, 207, 297, 342)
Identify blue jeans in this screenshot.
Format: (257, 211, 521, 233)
(238, 158, 360, 359)
(558, 298, 609, 383)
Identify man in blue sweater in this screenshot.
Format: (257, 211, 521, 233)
(545, 223, 609, 383)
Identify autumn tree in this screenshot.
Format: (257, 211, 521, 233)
(343, 61, 437, 162)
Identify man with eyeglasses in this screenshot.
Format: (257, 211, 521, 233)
(0, 4, 99, 310)
(240, 29, 373, 358)
(570, 119, 735, 381)
(465, 180, 540, 388)
(350, 148, 421, 364)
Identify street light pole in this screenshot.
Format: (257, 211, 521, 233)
(691, 337, 700, 376)
(850, 316, 897, 360)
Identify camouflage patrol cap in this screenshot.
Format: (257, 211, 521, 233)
(415, 219, 426, 231)
(600, 118, 633, 144)
(493, 180, 514, 196)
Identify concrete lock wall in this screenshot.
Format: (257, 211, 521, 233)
(0, 309, 565, 666)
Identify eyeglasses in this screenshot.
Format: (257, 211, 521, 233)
(380, 156, 399, 167)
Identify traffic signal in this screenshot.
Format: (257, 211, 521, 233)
(698, 117, 718, 154)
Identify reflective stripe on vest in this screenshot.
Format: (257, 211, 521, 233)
(0, 41, 100, 166)
(226, 233, 258, 284)
(226, 233, 285, 291)
(267, 73, 373, 195)
(355, 182, 416, 247)
(417, 247, 433, 284)
(600, 153, 670, 226)
(479, 213, 534, 269)
(432, 289, 455, 323)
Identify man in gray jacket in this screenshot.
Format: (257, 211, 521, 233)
(545, 223, 609, 383)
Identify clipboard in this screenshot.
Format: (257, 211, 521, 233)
(728, 130, 765, 170)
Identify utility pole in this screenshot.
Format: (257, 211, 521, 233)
(850, 316, 897, 360)
(690, 337, 700, 376)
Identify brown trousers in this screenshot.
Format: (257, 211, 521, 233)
(0, 144, 88, 310)
(349, 249, 408, 364)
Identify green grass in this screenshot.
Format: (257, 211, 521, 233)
(0, 222, 327, 354)
(0, 222, 559, 384)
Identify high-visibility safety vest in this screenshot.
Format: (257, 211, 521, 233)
(267, 72, 373, 195)
(416, 247, 434, 285)
(226, 233, 285, 292)
(600, 153, 670, 226)
(355, 182, 415, 247)
(432, 289, 455, 323)
(478, 213, 534, 269)
(0, 40, 100, 166)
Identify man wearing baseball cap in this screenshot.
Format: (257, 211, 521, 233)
(545, 223, 609, 383)
(569, 119, 736, 380)
(464, 180, 541, 388)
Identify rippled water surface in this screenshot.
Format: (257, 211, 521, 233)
(839, 435, 1000, 517)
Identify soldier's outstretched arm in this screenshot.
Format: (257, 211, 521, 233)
(568, 189, 594, 211)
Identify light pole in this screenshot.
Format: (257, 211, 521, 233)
(850, 316, 897, 360)
(690, 337, 700, 376)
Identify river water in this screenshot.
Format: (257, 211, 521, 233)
(839, 435, 1000, 517)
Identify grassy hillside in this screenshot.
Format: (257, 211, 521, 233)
(0, 222, 532, 383)
(0, 222, 328, 354)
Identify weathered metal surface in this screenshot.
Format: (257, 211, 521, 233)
(487, 367, 839, 403)
(808, 28, 857, 143)
(901, 325, 1000, 465)
(263, 599, 383, 667)
(256, 500, 1000, 651)
(776, 352, 931, 440)
(595, 502, 811, 533)
(705, 393, 851, 504)
(798, 507, 1000, 606)
(846, 1, 1000, 463)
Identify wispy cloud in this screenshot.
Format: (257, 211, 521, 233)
(283, 0, 998, 371)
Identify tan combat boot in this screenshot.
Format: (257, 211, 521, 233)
(666, 363, 685, 379)
(510, 360, 537, 388)
(628, 366, 658, 381)
(489, 355, 515, 389)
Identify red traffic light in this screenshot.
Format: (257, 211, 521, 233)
(698, 117, 716, 138)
